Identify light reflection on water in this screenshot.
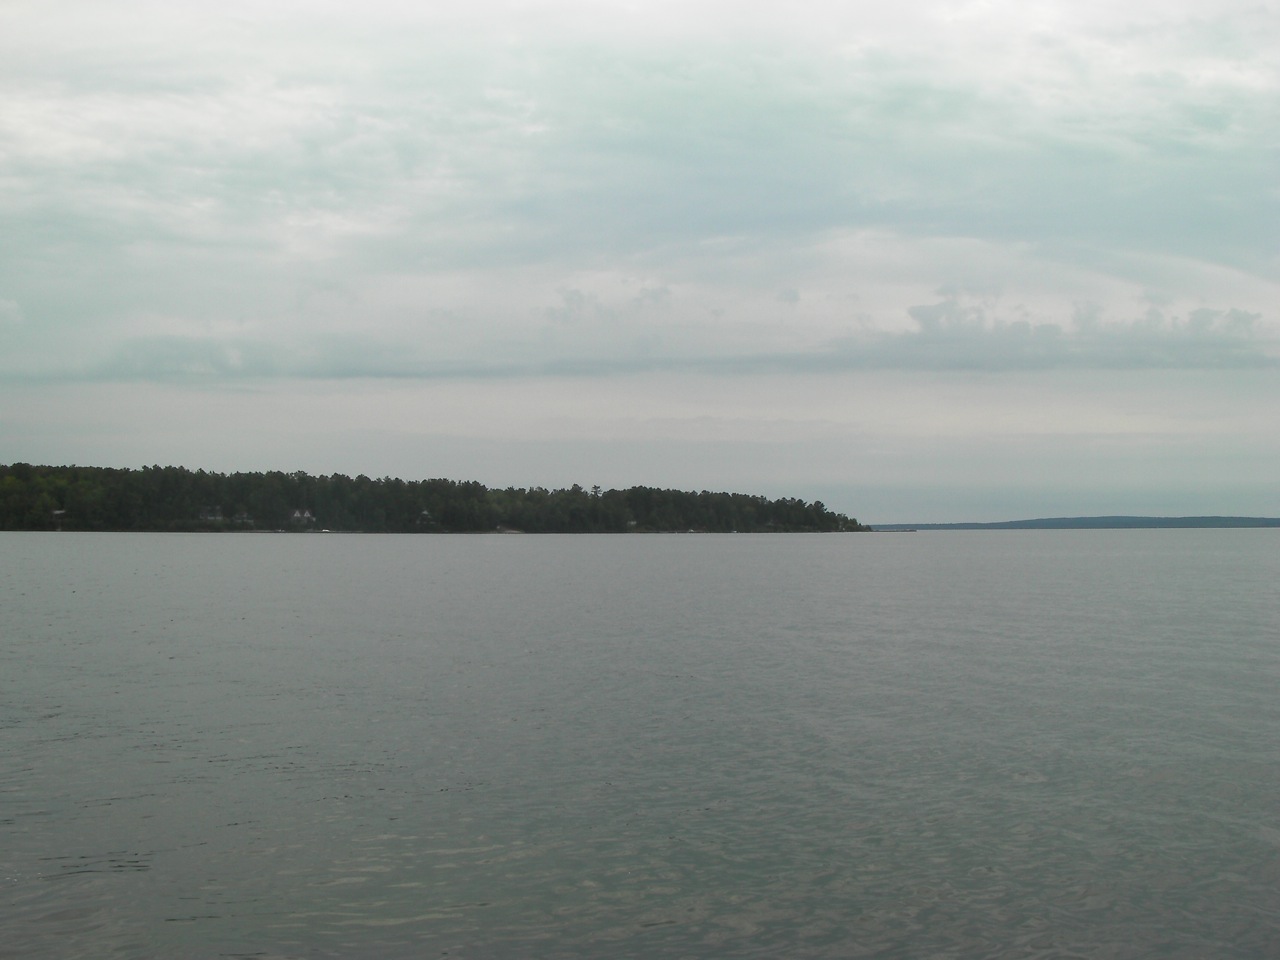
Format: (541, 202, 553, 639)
(2, 531, 1279, 958)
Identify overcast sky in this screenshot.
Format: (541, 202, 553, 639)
(2, 0, 1276, 521)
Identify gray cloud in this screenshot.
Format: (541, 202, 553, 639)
(843, 306, 1276, 372)
(9, 301, 1265, 387)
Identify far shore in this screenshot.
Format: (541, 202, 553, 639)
(871, 516, 1280, 531)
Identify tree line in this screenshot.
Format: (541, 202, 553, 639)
(0, 463, 867, 533)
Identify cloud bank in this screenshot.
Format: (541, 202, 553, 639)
(2, 0, 1275, 385)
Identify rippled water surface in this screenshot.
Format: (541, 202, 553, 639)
(3, 531, 1278, 958)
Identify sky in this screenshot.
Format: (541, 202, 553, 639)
(1, 0, 1277, 522)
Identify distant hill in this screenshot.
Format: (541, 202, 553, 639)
(872, 516, 1280, 531)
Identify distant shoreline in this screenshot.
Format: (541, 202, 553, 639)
(0, 463, 867, 534)
(871, 516, 1280, 531)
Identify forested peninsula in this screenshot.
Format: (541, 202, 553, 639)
(0, 463, 866, 534)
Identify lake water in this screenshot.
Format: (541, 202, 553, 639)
(3, 531, 1278, 959)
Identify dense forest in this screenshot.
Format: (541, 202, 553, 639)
(0, 463, 866, 534)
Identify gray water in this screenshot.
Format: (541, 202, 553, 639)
(2, 531, 1278, 959)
